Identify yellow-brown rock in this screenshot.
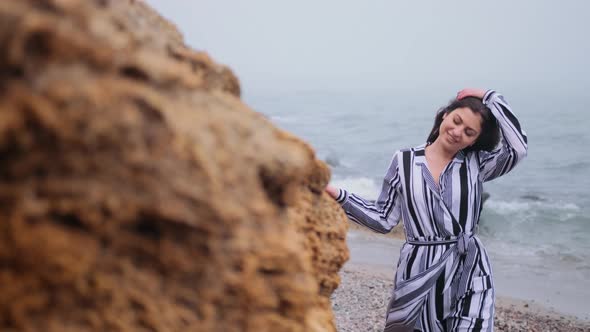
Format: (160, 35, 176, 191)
(0, 1, 349, 331)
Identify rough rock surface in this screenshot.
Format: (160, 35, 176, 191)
(0, 1, 349, 331)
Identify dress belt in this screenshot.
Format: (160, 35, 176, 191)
(383, 232, 479, 331)
(407, 232, 475, 256)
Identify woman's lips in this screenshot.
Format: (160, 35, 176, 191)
(446, 132, 458, 144)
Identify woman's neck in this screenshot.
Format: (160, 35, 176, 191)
(426, 139, 457, 161)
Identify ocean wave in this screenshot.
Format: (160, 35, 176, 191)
(320, 151, 349, 168)
(336, 177, 590, 275)
(545, 160, 590, 171)
(330, 177, 380, 198)
(484, 237, 590, 269)
(519, 194, 545, 202)
(268, 115, 297, 124)
(332, 180, 583, 214)
(485, 199, 580, 214)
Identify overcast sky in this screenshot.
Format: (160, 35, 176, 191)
(145, 0, 589, 96)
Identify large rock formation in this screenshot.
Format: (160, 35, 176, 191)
(0, 1, 349, 331)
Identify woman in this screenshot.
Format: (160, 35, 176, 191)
(326, 88, 527, 332)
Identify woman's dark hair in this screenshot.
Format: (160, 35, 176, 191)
(426, 97, 500, 152)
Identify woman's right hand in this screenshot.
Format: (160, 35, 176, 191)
(325, 184, 340, 200)
(457, 88, 486, 100)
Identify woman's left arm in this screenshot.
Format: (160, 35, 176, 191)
(462, 89, 528, 182)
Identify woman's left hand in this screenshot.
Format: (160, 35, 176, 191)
(457, 88, 486, 100)
(325, 185, 340, 200)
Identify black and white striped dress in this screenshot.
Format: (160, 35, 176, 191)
(336, 90, 528, 332)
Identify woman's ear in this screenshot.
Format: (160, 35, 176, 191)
(442, 112, 447, 120)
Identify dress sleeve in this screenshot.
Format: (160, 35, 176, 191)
(336, 152, 402, 234)
(478, 90, 528, 182)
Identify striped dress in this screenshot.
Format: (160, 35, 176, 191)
(336, 90, 528, 332)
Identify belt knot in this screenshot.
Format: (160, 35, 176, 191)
(457, 233, 474, 256)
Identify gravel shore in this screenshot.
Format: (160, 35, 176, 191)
(331, 265, 590, 332)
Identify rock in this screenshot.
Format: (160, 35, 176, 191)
(482, 191, 490, 204)
(0, 0, 348, 331)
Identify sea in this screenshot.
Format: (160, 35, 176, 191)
(245, 87, 590, 319)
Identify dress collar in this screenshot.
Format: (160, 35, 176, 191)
(413, 143, 465, 165)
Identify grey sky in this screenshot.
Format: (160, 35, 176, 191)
(145, 1, 589, 96)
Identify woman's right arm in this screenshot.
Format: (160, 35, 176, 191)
(477, 90, 528, 182)
(326, 152, 402, 234)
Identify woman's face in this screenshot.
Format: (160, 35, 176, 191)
(438, 107, 482, 152)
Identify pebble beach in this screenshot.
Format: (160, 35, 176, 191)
(331, 265, 590, 332)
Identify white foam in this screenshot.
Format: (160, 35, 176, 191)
(485, 199, 580, 214)
(268, 115, 296, 124)
(330, 177, 380, 198)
